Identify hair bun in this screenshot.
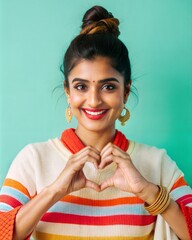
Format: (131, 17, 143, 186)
(80, 6, 120, 37)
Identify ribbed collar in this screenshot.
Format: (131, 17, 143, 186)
(60, 128, 129, 154)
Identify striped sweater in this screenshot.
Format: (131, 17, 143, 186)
(0, 129, 192, 239)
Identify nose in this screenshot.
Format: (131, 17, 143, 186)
(87, 87, 102, 107)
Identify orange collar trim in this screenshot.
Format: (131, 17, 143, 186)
(60, 128, 129, 154)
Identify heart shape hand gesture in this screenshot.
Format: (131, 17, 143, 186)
(51, 143, 153, 202)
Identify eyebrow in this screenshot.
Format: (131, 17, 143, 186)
(71, 78, 120, 84)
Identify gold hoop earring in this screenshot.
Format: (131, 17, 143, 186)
(66, 105, 72, 123)
(118, 106, 130, 126)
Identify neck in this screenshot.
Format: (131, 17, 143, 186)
(75, 126, 116, 151)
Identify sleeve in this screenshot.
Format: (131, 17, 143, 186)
(170, 176, 192, 238)
(160, 151, 192, 239)
(0, 144, 37, 240)
(151, 149, 192, 239)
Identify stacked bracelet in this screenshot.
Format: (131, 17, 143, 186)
(144, 185, 171, 216)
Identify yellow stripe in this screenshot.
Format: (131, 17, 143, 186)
(36, 222, 154, 237)
(36, 231, 154, 240)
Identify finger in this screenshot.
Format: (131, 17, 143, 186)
(99, 155, 113, 169)
(100, 177, 114, 191)
(85, 180, 101, 192)
(70, 147, 101, 169)
(100, 155, 130, 170)
(81, 147, 100, 162)
(100, 142, 113, 157)
(100, 143, 119, 157)
(100, 147, 112, 160)
(82, 145, 100, 155)
(67, 155, 98, 174)
(72, 155, 99, 171)
(82, 155, 99, 169)
(84, 148, 101, 162)
(75, 150, 100, 167)
(101, 143, 128, 159)
(101, 142, 127, 154)
(75, 146, 100, 160)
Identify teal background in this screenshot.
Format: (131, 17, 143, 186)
(0, 0, 191, 186)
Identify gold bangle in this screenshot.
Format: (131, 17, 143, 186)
(144, 185, 170, 216)
(145, 185, 163, 211)
(151, 190, 170, 215)
(152, 194, 171, 215)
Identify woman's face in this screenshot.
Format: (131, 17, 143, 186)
(66, 56, 129, 133)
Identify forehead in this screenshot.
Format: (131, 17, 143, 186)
(68, 56, 124, 82)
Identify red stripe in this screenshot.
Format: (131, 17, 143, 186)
(0, 195, 22, 208)
(41, 213, 156, 226)
(176, 194, 192, 205)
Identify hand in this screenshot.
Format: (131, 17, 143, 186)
(50, 146, 101, 199)
(99, 143, 149, 195)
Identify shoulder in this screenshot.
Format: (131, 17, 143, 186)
(10, 138, 63, 167)
(14, 140, 55, 159)
(130, 140, 177, 168)
(13, 138, 72, 165)
(128, 140, 167, 160)
(128, 141, 183, 189)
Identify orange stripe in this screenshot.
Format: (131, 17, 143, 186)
(171, 176, 188, 190)
(3, 178, 31, 198)
(61, 195, 144, 206)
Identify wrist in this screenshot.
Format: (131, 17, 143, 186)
(44, 184, 67, 204)
(144, 185, 171, 216)
(136, 182, 160, 205)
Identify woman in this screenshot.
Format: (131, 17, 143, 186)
(0, 5, 192, 240)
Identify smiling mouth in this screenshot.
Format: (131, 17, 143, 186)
(82, 108, 108, 119)
(85, 109, 106, 115)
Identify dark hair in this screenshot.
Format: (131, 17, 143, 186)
(63, 6, 131, 89)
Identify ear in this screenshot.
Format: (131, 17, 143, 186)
(64, 83, 70, 104)
(124, 81, 132, 103)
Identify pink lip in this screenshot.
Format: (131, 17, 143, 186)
(82, 108, 108, 120)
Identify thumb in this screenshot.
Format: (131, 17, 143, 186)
(100, 178, 114, 191)
(85, 180, 101, 192)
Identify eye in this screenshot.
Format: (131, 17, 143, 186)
(102, 84, 117, 91)
(74, 84, 87, 91)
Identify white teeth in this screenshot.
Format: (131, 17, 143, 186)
(85, 110, 106, 115)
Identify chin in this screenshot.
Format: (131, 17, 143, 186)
(80, 121, 115, 133)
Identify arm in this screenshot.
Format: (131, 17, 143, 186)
(0, 181, 62, 240)
(13, 186, 63, 240)
(100, 143, 192, 240)
(13, 146, 100, 240)
(138, 183, 191, 240)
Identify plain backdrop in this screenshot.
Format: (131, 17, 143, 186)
(0, 0, 192, 186)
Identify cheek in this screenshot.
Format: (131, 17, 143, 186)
(68, 92, 84, 108)
(105, 91, 124, 108)
(111, 99, 123, 109)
